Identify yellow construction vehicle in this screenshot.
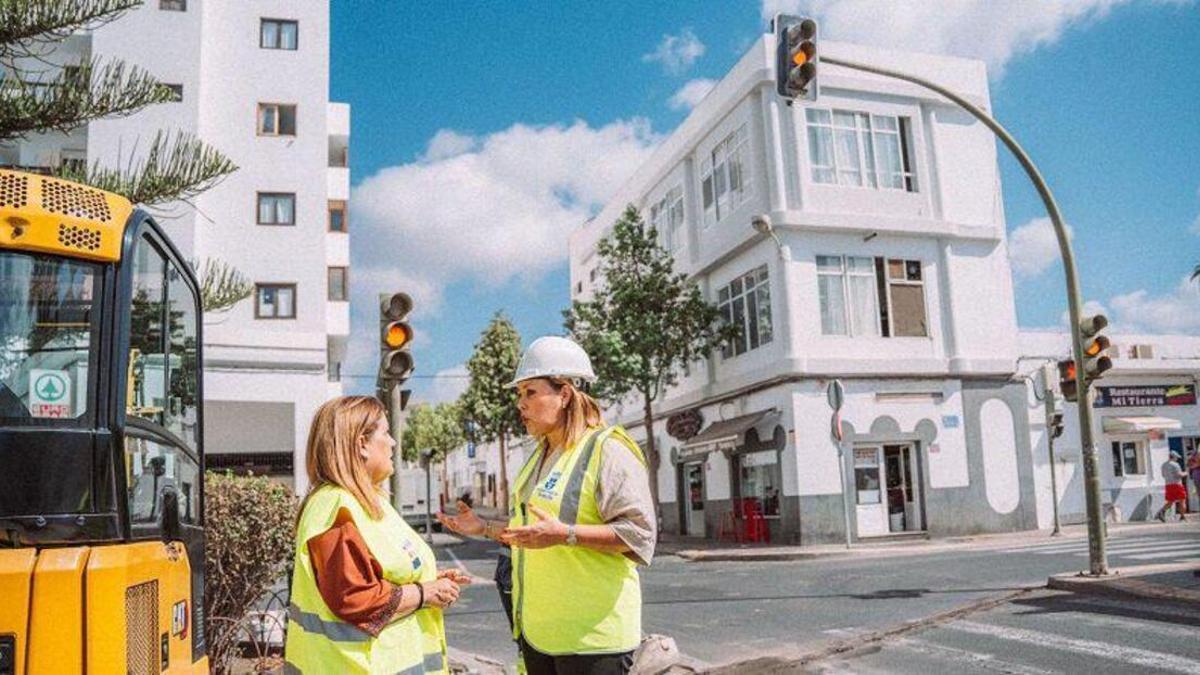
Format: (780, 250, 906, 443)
(0, 169, 208, 673)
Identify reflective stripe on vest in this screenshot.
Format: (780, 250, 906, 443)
(510, 426, 646, 655)
(285, 485, 447, 673)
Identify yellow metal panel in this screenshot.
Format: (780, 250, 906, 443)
(85, 542, 196, 675)
(28, 547, 90, 674)
(0, 549, 36, 675)
(0, 169, 133, 262)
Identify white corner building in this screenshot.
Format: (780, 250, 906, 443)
(0, 0, 350, 491)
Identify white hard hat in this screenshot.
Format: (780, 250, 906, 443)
(506, 336, 597, 388)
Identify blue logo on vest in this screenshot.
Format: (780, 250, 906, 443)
(537, 470, 563, 501)
(401, 538, 422, 569)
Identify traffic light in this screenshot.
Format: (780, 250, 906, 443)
(1047, 409, 1064, 439)
(1058, 359, 1078, 403)
(379, 292, 414, 385)
(1079, 314, 1113, 383)
(775, 14, 818, 101)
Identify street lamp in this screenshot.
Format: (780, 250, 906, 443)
(420, 447, 434, 544)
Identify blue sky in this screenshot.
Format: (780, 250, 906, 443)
(331, 1, 1200, 403)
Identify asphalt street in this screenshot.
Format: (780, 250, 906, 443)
(434, 523, 1200, 672)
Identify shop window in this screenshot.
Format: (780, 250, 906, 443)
(700, 123, 750, 227)
(738, 450, 780, 517)
(854, 448, 882, 504)
(159, 0, 186, 10)
(258, 103, 297, 136)
(1111, 440, 1145, 477)
(649, 184, 685, 253)
(255, 284, 296, 319)
(718, 264, 773, 358)
(261, 19, 299, 50)
(257, 192, 295, 225)
(817, 255, 927, 338)
(806, 108, 916, 192)
(328, 200, 347, 232)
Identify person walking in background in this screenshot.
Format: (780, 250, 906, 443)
(286, 396, 471, 674)
(1156, 451, 1188, 522)
(1188, 450, 1200, 502)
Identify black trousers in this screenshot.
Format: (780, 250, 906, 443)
(519, 639, 634, 675)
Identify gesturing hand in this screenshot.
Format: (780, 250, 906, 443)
(420, 578, 460, 609)
(500, 504, 567, 549)
(436, 500, 485, 536)
(437, 568, 474, 587)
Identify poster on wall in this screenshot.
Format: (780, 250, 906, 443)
(1093, 384, 1197, 408)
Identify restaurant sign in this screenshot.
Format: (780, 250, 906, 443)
(1094, 384, 1197, 408)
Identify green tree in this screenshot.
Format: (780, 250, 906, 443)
(564, 205, 736, 517)
(402, 401, 466, 464)
(2, 0, 246, 307)
(460, 312, 523, 510)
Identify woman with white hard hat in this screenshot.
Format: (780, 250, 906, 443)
(439, 336, 656, 675)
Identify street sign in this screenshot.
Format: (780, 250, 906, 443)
(29, 369, 71, 418)
(826, 379, 845, 412)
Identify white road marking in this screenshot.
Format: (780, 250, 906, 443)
(1123, 550, 1200, 560)
(443, 547, 496, 586)
(998, 538, 1166, 554)
(1073, 542, 1200, 557)
(896, 637, 1057, 675)
(945, 620, 1200, 674)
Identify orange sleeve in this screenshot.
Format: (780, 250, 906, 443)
(307, 507, 406, 637)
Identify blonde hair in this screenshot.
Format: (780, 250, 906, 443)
(300, 395, 388, 520)
(547, 378, 604, 450)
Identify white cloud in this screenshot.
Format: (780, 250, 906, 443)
(1108, 278, 1200, 334)
(344, 119, 660, 390)
(426, 364, 470, 405)
(643, 28, 706, 75)
(420, 129, 477, 162)
(1007, 217, 1072, 280)
(761, 0, 1183, 75)
(668, 78, 717, 111)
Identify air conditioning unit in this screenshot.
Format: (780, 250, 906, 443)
(1130, 344, 1155, 359)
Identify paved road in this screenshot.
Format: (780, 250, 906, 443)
(434, 523, 1200, 671)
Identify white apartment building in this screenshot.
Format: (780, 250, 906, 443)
(569, 37, 1028, 545)
(1, 0, 350, 490)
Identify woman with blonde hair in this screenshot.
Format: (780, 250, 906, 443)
(439, 336, 656, 675)
(285, 395, 470, 674)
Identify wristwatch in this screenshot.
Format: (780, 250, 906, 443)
(565, 524, 578, 546)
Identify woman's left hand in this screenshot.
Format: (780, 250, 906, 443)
(500, 504, 567, 549)
(437, 568, 474, 586)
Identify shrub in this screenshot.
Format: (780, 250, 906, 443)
(203, 471, 296, 673)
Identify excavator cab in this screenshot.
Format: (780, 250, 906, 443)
(0, 169, 208, 673)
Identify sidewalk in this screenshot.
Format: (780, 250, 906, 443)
(1048, 560, 1200, 607)
(660, 519, 1200, 563)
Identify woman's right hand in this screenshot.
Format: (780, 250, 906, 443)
(420, 578, 460, 609)
(436, 500, 485, 536)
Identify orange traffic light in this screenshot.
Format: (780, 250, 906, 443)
(385, 322, 412, 349)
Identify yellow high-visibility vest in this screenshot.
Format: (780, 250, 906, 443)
(510, 425, 646, 655)
(285, 485, 448, 674)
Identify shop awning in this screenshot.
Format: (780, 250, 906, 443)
(1101, 416, 1183, 433)
(679, 409, 777, 459)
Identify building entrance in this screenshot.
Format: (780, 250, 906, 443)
(854, 443, 924, 537)
(683, 461, 706, 536)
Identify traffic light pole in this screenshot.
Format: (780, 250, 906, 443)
(1044, 388, 1062, 537)
(388, 382, 406, 511)
(821, 56, 1109, 575)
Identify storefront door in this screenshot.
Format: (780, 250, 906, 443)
(853, 446, 888, 537)
(683, 461, 706, 536)
(884, 444, 923, 532)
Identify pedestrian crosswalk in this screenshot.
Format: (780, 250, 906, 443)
(996, 535, 1200, 563)
(813, 591, 1200, 674)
